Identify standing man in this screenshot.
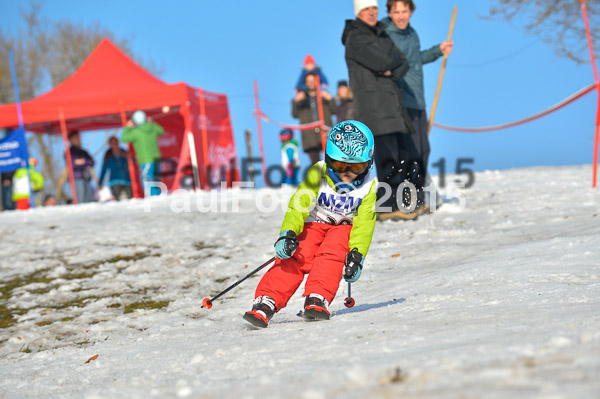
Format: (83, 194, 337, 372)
(122, 110, 164, 196)
(292, 72, 336, 165)
(59, 131, 96, 204)
(343, 0, 417, 220)
(382, 0, 453, 213)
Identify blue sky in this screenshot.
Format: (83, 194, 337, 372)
(1, 0, 597, 187)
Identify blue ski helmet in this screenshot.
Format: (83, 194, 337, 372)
(325, 120, 374, 163)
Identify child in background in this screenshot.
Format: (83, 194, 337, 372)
(279, 129, 300, 185)
(243, 120, 378, 328)
(12, 158, 44, 210)
(295, 54, 329, 92)
(99, 136, 132, 200)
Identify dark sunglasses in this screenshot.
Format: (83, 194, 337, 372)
(326, 155, 370, 175)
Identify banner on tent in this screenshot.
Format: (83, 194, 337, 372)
(0, 127, 28, 173)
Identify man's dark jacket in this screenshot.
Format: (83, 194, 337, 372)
(342, 18, 414, 136)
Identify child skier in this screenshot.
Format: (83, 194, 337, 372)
(243, 120, 377, 328)
(279, 129, 300, 185)
(295, 54, 329, 92)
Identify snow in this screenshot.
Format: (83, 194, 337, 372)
(0, 165, 599, 399)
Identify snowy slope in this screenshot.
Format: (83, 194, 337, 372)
(0, 165, 599, 399)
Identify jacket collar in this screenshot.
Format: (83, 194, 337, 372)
(343, 18, 387, 41)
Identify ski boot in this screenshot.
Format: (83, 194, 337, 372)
(243, 296, 276, 328)
(303, 293, 330, 320)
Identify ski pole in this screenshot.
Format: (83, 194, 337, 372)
(202, 256, 276, 309)
(344, 282, 355, 308)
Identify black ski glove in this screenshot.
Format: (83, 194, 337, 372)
(274, 230, 299, 259)
(343, 249, 363, 283)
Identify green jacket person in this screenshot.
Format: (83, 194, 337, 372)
(121, 110, 164, 196)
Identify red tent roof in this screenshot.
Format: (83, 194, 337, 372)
(0, 38, 192, 133)
(0, 38, 240, 192)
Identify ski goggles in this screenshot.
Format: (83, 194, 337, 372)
(326, 155, 370, 175)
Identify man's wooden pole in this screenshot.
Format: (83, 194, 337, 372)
(428, 6, 458, 136)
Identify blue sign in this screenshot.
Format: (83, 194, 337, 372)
(0, 127, 28, 173)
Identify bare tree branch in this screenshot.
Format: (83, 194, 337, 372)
(0, 0, 162, 200)
(487, 0, 600, 64)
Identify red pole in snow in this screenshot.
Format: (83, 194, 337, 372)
(580, 0, 600, 188)
(314, 74, 327, 154)
(119, 103, 143, 198)
(58, 108, 78, 204)
(253, 80, 269, 186)
(198, 87, 210, 190)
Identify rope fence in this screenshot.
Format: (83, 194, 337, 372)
(432, 83, 596, 133)
(255, 83, 595, 135)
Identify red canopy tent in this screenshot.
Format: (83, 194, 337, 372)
(0, 38, 239, 199)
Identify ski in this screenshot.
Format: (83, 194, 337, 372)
(296, 309, 330, 320)
(243, 310, 269, 328)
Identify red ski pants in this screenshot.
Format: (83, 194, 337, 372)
(255, 222, 352, 311)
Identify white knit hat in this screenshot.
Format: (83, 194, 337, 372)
(354, 0, 379, 16)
